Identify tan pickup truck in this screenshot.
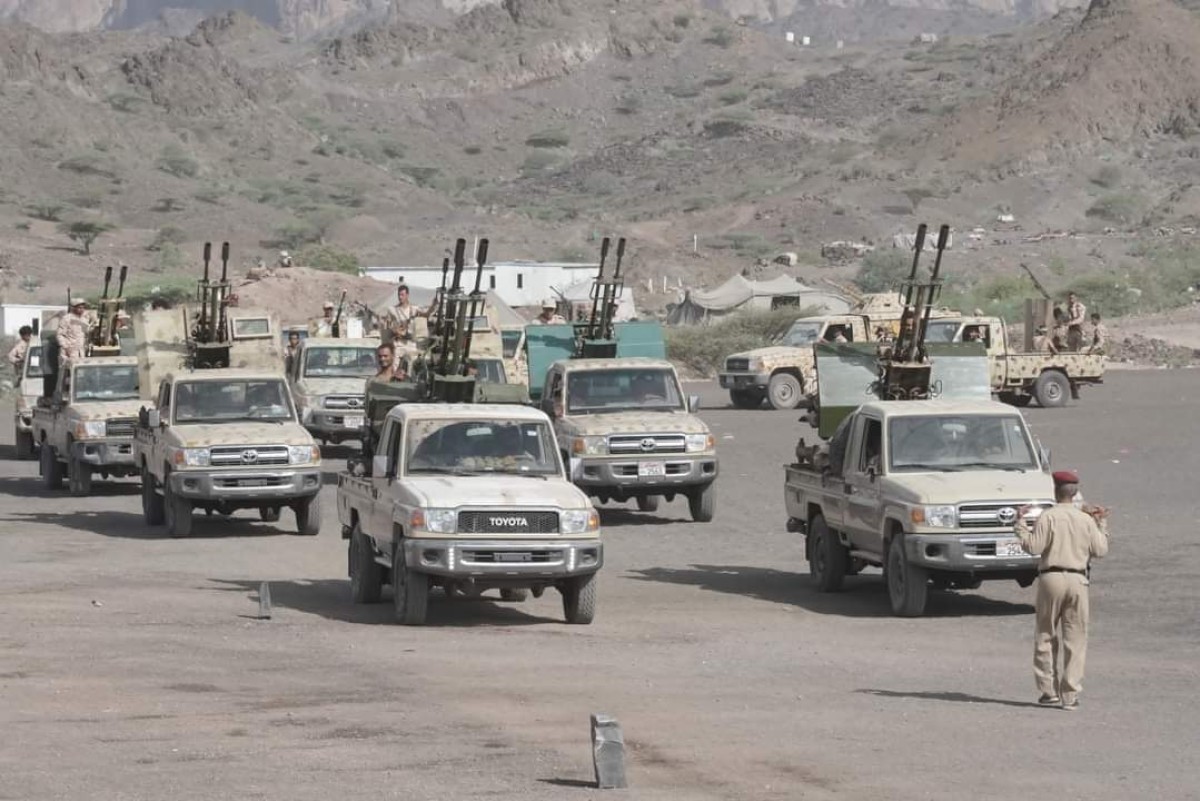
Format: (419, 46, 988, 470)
(32, 356, 146, 495)
(785, 399, 1056, 616)
(288, 337, 377, 445)
(337, 402, 602, 625)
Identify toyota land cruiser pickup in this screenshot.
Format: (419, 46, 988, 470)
(288, 337, 377, 445)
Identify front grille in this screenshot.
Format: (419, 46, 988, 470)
(725, 358, 749, 372)
(457, 511, 560, 534)
(461, 549, 563, 565)
(324, 395, 365, 410)
(107, 417, 136, 438)
(958, 502, 1050, 529)
(608, 434, 687, 455)
(210, 445, 290, 467)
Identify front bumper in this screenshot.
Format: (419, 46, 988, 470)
(403, 537, 603, 579)
(305, 410, 366, 440)
(719, 372, 770, 390)
(71, 438, 137, 468)
(903, 531, 1040, 575)
(572, 454, 718, 491)
(169, 468, 322, 501)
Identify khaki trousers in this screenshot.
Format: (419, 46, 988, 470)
(1033, 572, 1090, 702)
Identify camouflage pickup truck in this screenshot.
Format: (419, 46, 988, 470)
(32, 356, 146, 495)
(287, 337, 377, 445)
(924, 316, 1106, 408)
(536, 357, 717, 521)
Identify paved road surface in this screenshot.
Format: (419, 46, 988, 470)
(1, 370, 1197, 799)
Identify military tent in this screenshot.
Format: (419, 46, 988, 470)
(666, 275, 851, 325)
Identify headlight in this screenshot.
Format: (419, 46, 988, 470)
(572, 436, 606, 456)
(912, 505, 957, 528)
(289, 445, 321, 465)
(560, 509, 600, 534)
(173, 447, 210, 467)
(685, 433, 714, 453)
(746, 359, 763, 372)
(412, 508, 456, 534)
(74, 420, 106, 439)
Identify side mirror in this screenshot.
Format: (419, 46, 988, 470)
(688, 394, 700, 413)
(371, 454, 389, 478)
(147, 409, 162, 428)
(866, 464, 877, 481)
(1038, 443, 1051, 472)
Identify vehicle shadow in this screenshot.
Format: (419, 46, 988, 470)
(0, 509, 296, 540)
(626, 564, 1034, 618)
(209, 578, 571, 627)
(0, 476, 141, 500)
(855, 689, 1044, 710)
(597, 507, 690, 527)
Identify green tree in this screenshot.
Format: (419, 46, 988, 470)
(295, 244, 360, 275)
(59, 220, 113, 255)
(855, 250, 911, 293)
(157, 144, 200, 179)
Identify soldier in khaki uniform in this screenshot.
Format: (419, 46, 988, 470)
(1016, 470, 1110, 710)
(1088, 313, 1107, 355)
(56, 297, 95, 363)
(1065, 292, 1087, 351)
(1032, 325, 1058, 355)
(7, 325, 32, 380)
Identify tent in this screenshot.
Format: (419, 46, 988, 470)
(370, 288, 526, 330)
(666, 274, 852, 325)
(559, 280, 638, 322)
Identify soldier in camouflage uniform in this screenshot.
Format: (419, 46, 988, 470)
(56, 297, 95, 363)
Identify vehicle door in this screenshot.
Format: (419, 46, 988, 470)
(368, 418, 403, 545)
(152, 380, 173, 469)
(842, 414, 885, 554)
(541, 367, 566, 443)
(986, 320, 1007, 388)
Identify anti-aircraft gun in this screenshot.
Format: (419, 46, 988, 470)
(188, 241, 234, 369)
(90, 263, 129, 357)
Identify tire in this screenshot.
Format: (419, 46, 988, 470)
(687, 483, 715, 523)
(259, 506, 282, 523)
(15, 430, 34, 460)
(392, 545, 429, 625)
(729, 389, 764, 409)
(142, 465, 165, 525)
(561, 573, 596, 624)
(67, 453, 92, 497)
(767, 373, 803, 410)
(349, 523, 384, 604)
(808, 515, 848, 592)
(1033, 371, 1070, 408)
(636, 495, 660, 512)
(294, 493, 321, 536)
(886, 535, 929, 617)
(40, 442, 63, 490)
(998, 391, 1032, 408)
(500, 588, 528, 602)
(164, 477, 193, 539)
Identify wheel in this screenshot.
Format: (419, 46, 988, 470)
(15, 430, 33, 460)
(767, 373, 803, 410)
(808, 515, 848, 592)
(636, 495, 660, 512)
(294, 493, 321, 536)
(561, 573, 596, 624)
(885, 535, 929, 617)
(392, 545, 429, 625)
(687, 483, 715, 522)
(349, 523, 384, 604)
(164, 477, 193, 539)
(142, 465, 165, 525)
(40, 442, 63, 490)
(729, 389, 764, 409)
(67, 453, 92, 497)
(259, 506, 282, 522)
(1033, 371, 1070, 408)
(998, 391, 1032, 408)
(500, 588, 528, 602)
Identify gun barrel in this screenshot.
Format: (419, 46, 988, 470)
(102, 265, 113, 299)
(220, 241, 230, 282)
(589, 237, 611, 338)
(915, 225, 951, 352)
(471, 238, 488, 294)
(903, 223, 927, 307)
(203, 242, 212, 282)
(116, 264, 128, 298)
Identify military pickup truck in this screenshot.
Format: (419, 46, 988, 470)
(13, 343, 45, 459)
(719, 293, 957, 410)
(784, 399, 1055, 616)
(337, 402, 602, 625)
(32, 356, 146, 495)
(924, 316, 1106, 408)
(536, 357, 717, 521)
(287, 337, 377, 445)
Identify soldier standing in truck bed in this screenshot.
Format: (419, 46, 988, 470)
(56, 297, 95, 363)
(1087, 313, 1107, 355)
(1065, 291, 1087, 351)
(1032, 325, 1057, 355)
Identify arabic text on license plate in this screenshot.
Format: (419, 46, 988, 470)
(638, 461, 666, 478)
(497, 552, 532, 563)
(343, 415, 364, 429)
(996, 539, 1025, 558)
(241, 479, 268, 488)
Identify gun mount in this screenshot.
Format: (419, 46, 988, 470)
(331, 290, 348, 338)
(90, 264, 128, 357)
(188, 241, 234, 369)
(577, 236, 626, 358)
(880, 223, 950, 401)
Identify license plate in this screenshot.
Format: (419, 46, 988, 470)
(996, 539, 1025, 558)
(240, 479, 268, 488)
(496, 552, 531, 563)
(343, 415, 364, 429)
(638, 461, 666, 478)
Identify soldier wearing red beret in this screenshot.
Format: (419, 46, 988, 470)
(1015, 471, 1110, 710)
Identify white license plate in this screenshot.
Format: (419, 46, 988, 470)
(638, 461, 666, 478)
(996, 539, 1026, 558)
(343, 415, 364, 429)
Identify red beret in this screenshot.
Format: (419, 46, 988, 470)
(1052, 470, 1080, 485)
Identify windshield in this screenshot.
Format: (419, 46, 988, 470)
(473, 359, 507, 384)
(501, 330, 522, 359)
(925, 321, 963, 344)
(888, 415, 1037, 472)
(73, 365, 140, 401)
(173, 380, 295, 424)
(779, 322, 823, 346)
(566, 367, 683, 413)
(24, 346, 46, 378)
(406, 418, 560, 475)
(304, 347, 377, 378)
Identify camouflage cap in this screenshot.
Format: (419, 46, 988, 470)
(70, 297, 88, 307)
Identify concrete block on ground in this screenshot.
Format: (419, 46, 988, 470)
(591, 713, 627, 789)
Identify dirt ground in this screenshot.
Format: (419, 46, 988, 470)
(1, 371, 1198, 799)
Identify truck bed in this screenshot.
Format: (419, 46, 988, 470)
(999, 352, 1106, 383)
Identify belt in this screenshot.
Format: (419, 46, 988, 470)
(1039, 566, 1087, 575)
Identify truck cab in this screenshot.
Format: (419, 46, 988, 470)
(288, 337, 378, 445)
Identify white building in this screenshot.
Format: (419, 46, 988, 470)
(363, 260, 606, 309)
(0, 304, 61, 336)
